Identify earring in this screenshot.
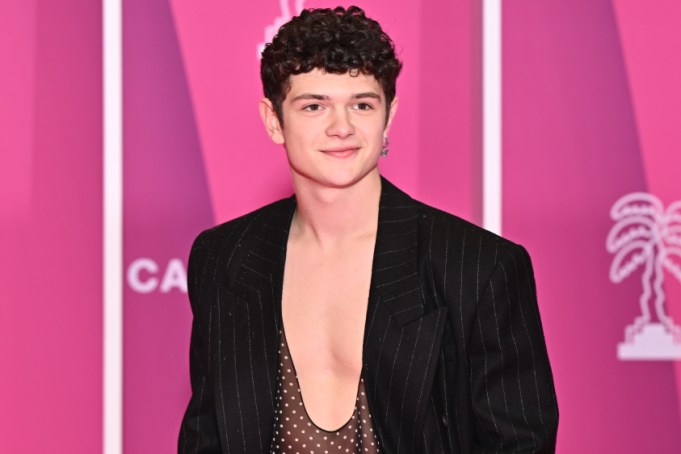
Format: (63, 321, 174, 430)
(381, 136, 390, 158)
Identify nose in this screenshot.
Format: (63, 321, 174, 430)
(326, 108, 355, 139)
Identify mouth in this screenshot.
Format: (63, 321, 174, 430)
(320, 146, 360, 159)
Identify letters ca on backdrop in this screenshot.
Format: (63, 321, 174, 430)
(127, 258, 188, 294)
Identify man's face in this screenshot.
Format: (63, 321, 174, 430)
(261, 68, 397, 189)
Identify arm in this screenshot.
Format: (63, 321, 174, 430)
(469, 244, 558, 453)
(178, 232, 221, 453)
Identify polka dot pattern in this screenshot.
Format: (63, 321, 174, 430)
(270, 331, 380, 454)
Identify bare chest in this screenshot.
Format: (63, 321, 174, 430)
(282, 241, 374, 365)
(280, 237, 375, 429)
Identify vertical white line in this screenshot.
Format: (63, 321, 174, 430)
(483, 0, 502, 235)
(103, 0, 123, 453)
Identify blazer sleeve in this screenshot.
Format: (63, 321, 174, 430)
(469, 243, 558, 453)
(178, 232, 221, 453)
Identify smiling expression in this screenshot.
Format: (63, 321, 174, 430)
(261, 69, 398, 189)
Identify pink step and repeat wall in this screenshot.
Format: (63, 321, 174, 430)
(0, 0, 103, 452)
(2, 0, 681, 452)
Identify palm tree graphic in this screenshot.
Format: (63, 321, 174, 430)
(607, 192, 681, 359)
(257, 0, 306, 58)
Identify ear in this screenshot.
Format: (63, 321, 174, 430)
(383, 97, 399, 136)
(259, 97, 285, 144)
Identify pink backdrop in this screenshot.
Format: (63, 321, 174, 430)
(0, 0, 102, 452)
(504, 1, 681, 452)
(2, 0, 681, 452)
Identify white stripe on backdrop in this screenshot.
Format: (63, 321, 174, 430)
(103, 0, 122, 453)
(483, 0, 502, 235)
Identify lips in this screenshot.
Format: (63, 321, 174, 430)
(320, 146, 360, 158)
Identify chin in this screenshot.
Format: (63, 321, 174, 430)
(321, 168, 378, 189)
(291, 161, 379, 189)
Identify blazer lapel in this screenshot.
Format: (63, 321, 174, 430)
(212, 197, 296, 454)
(363, 177, 449, 453)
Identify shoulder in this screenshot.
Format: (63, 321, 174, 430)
(416, 201, 522, 253)
(381, 176, 528, 264)
(192, 195, 294, 254)
(395, 188, 538, 321)
(186, 196, 295, 290)
(391, 190, 531, 287)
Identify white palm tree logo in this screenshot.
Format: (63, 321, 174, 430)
(257, 0, 306, 58)
(607, 192, 681, 360)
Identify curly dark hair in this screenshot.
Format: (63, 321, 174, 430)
(260, 6, 402, 124)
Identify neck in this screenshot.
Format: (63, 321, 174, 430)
(290, 170, 381, 248)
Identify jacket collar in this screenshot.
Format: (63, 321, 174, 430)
(214, 176, 447, 453)
(228, 175, 426, 325)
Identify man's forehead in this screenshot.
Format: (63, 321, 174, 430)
(285, 69, 383, 99)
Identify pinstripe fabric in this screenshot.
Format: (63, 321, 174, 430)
(178, 177, 558, 453)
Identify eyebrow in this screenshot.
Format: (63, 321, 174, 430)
(290, 92, 382, 102)
(353, 92, 382, 101)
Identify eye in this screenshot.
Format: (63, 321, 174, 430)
(354, 102, 374, 111)
(302, 103, 322, 112)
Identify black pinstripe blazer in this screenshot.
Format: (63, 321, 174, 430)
(179, 177, 558, 454)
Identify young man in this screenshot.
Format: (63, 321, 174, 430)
(179, 6, 558, 453)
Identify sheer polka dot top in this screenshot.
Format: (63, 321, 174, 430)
(270, 330, 380, 454)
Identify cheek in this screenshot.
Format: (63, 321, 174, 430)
(283, 117, 315, 141)
(284, 130, 313, 149)
(365, 125, 386, 146)
(281, 128, 317, 158)
(368, 117, 388, 136)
